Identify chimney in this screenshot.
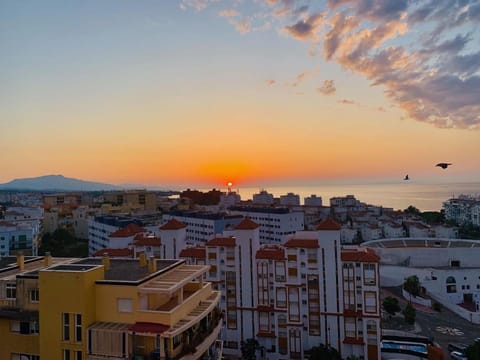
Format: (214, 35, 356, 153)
(44, 251, 53, 267)
(17, 252, 25, 271)
(148, 256, 157, 274)
(139, 252, 147, 267)
(102, 253, 110, 270)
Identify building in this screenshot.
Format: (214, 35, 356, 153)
(200, 218, 381, 359)
(252, 190, 275, 205)
(304, 195, 323, 207)
(0, 221, 40, 257)
(229, 206, 305, 244)
(443, 195, 480, 226)
(279, 192, 300, 206)
(103, 190, 157, 212)
(162, 211, 243, 244)
(0, 254, 223, 360)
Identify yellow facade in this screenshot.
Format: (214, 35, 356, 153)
(0, 255, 222, 360)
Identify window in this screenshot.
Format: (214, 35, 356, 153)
(63, 349, 71, 360)
(6, 283, 16, 299)
(363, 263, 376, 285)
(276, 287, 287, 308)
(75, 350, 82, 360)
(75, 314, 82, 342)
(117, 298, 132, 313)
(11, 354, 40, 360)
(30, 289, 39, 303)
(345, 317, 356, 338)
(446, 276, 457, 293)
(63, 313, 70, 341)
(365, 292, 377, 313)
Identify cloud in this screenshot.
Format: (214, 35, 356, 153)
(284, 12, 324, 40)
(338, 99, 355, 105)
(183, 0, 480, 129)
(287, 70, 316, 87)
(316, 80, 336, 95)
(218, 9, 239, 18)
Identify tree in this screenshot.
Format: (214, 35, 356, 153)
(404, 205, 421, 216)
(403, 302, 416, 325)
(382, 296, 400, 316)
(403, 275, 420, 297)
(307, 344, 341, 360)
(241, 338, 260, 360)
(465, 340, 480, 360)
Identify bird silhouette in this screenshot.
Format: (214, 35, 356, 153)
(436, 163, 452, 169)
(404, 175, 409, 180)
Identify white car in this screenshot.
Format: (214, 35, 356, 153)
(450, 350, 468, 360)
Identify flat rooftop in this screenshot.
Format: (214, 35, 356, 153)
(74, 258, 181, 282)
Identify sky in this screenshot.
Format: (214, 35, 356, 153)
(1, 0, 479, 188)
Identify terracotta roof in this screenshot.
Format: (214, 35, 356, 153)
(129, 322, 169, 334)
(235, 218, 259, 230)
(160, 219, 187, 230)
(133, 233, 161, 246)
(283, 238, 319, 248)
(341, 248, 380, 262)
(179, 247, 206, 259)
(316, 218, 341, 230)
(93, 248, 134, 257)
(110, 223, 146, 238)
(206, 237, 236, 247)
(256, 246, 285, 260)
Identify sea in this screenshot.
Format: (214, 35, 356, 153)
(225, 182, 480, 212)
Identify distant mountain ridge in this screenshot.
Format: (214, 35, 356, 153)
(0, 175, 121, 191)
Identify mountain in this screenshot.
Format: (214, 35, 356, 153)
(0, 175, 121, 191)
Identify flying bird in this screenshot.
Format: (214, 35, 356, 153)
(436, 163, 452, 169)
(404, 174, 409, 180)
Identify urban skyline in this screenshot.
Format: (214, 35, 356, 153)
(1, 1, 479, 187)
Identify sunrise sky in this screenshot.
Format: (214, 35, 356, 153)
(1, 0, 479, 188)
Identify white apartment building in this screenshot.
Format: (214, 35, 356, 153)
(382, 222, 405, 238)
(0, 221, 40, 257)
(279, 192, 300, 206)
(182, 218, 381, 360)
(162, 212, 243, 244)
(252, 190, 275, 205)
(304, 194, 322, 207)
(229, 206, 304, 244)
(443, 195, 480, 226)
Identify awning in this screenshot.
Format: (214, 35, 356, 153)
(129, 322, 169, 334)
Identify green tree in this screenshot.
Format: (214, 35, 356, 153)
(307, 344, 341, 360)
(241, 338, 260, 360)
(403, 275, 420, 297)
(382, 296, 401, 316)
(404, 205, 421, 216)
(403, 302, 416, 325)
(465, 340, 480, 360)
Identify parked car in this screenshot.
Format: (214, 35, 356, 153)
(450, 351, 468, 360)
(448, 343, 468, 353)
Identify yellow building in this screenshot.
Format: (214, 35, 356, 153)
(0, 254, 222, 360)
(103, 190, 157, 212)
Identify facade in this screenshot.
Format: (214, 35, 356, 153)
(0, 254, 222, 360)
(229, 206, 305, 244)
(200, 218, 381, 359)
(0, 221, 40, 257)
(304, 195, 323, 207)
(162, 212, 243, 244)
(279, 192, 300, 206)
(443, 195, 480, 226)
(252, 190, 275, 205)
(102, 190, 157, 212)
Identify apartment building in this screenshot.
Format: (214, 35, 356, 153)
(103, 190, 157, 212)
(229, 206, 304, 244)
(443, 195, 480, 226)
(0, 221, 40, 257)
(0, 254, 223, 360)
(187, 218, 381, 359)
(162, 211, 243, 244)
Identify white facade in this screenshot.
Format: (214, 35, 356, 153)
(304, 195, 322, 207)
(0, 221, 39, 257)
(252, 190, 275, 205)
(219, 191, 241, 209)
(443, 195, 480, 226)
(229, 207, 304, 244)
(279, 192, 300, 206)
(382, 222, 405, 238)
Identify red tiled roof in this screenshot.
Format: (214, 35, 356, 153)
(93, 248, 134, 257)
(256, 246, 285, 260)
(110, 223, 146, 238)
(316, 218, 341, 230)
(341, 248, 380, 262)
(235, 218, 259, 230)
(133, 233, 161, 246)
(283, 238, 319, 248)
(160, 219, 187, 230)
(206, 237, 236, 247)
(129, 322, 169, 334)
(179, 247, 206, 259)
